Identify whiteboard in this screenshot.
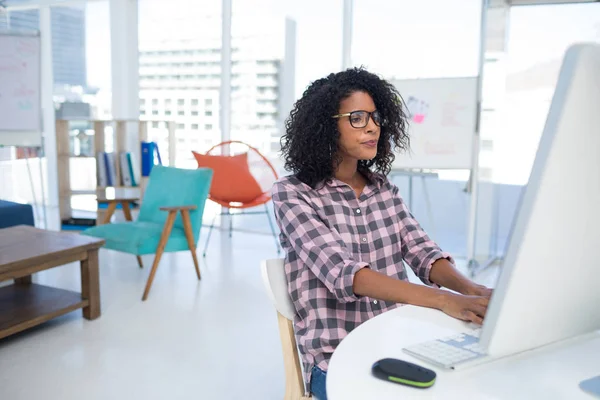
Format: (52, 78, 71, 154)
(391, 77, 477, 170)
(0, 32, 42, 146)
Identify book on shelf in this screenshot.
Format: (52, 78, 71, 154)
(141, 141, 163, 177)
(128, 152, 140, 186)
(97, 152, 108, 187)
(97, 151, 140, 187)
(119, 152, 132, 186)
(103, 152, 117, 186)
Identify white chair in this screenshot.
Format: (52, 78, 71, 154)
(261, 258, 312, 400)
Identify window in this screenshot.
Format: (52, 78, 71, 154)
(178, 111, 185, 116)
(152, 110, 159, 115)
(496, 2, 600, 186)
(152, 122, 159, 128)
(352, 0, 481, 79)
(165, 111, 172, 116)
(205, 124, 212, 130)
(152, 99, 158, 105)
(191, 124, 199, 130)
(205, 98, 213, 106)
(191, 111, 199, 116)
(178, 99, 185, 106)
(481, 139, 494, 152)
(165, 99, 172, 106)
(191, 99, 199, 106)
(205, 111, 213, 117)
(177, 123, 185, 129)
(140, 99, 146, 105)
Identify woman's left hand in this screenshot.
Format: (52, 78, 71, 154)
(465, 283, 493, 299)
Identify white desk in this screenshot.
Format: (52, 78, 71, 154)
(327, 305, 600, 400)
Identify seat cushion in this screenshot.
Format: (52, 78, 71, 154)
(0, 200, 35, 229)
(81, 221, 188, 255)
(192, 151, 263, 203)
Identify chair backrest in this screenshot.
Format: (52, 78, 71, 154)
(206, 140, 279, 194)
(193, 150, 263, 203)
(262, 258, 312, 400)
(138, 165, 213, 243)
(261, 258, 296, 320)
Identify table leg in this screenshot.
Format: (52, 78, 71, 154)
(14, 275, 32, 285)
(121, 201, 133, 221)
(81, 249, 101, 320)
(102, 201, 117, 224)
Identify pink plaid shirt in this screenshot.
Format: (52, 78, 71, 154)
(271, 172, 452, 389)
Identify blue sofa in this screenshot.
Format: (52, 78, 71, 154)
(0, 200, 35, 229)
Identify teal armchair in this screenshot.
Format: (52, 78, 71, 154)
(82, 165, 213, 300)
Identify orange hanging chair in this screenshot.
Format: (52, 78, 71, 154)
(192, 140, 280, 256)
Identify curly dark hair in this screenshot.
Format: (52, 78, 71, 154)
(280, 67, 410, 188)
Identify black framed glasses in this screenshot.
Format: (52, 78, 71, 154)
(332, 110, 381, 128)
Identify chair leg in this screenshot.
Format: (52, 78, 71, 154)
(181, 209, 201, 280)
(142, 210, 177, 301)
(136, 255, 144, 268)
(102, 201, 117, 224)
(265, 204, 281, 254)
(277, 312, 308, 400)
(122, 201, 133, 221)
(203, 212, 218, 258)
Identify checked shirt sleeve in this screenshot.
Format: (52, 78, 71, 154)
(272, 181, 369, 303)
(389, 183, 454, 286)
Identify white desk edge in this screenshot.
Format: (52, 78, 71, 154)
(327, 305, 600, 400)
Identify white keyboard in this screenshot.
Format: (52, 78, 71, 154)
(403, 331, 487, 369)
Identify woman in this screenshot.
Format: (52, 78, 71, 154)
(271, 68, 492, 400)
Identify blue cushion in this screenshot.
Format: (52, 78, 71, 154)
(82, 221, 188, 255)
(0, 200, 35, 229)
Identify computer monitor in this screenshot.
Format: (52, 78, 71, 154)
(479, 43, 600, 358)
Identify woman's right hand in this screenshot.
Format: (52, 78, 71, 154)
(439, 292, 490, 325)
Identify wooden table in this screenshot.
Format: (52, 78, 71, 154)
(0, 225, 105, 340)
(96, 188, 140, 225)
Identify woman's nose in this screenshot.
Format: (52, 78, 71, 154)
(365, 115, 378, 133)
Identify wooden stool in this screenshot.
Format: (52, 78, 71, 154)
(96, 188, 141, 225)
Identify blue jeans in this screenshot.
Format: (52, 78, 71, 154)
(310, 366, 328, 400)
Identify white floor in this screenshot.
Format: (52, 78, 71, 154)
(0, 229, 499, 400)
